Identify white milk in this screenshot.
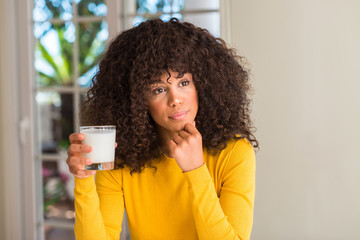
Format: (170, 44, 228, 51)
(81, 128, 116, 163)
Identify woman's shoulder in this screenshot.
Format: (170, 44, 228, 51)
(204, 138, 255, 185)
(204, 137, 255, 168)
(223, 137, 255, 156)
(217, 137, 255, 168)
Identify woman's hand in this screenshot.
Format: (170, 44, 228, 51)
(168, 122, 204, 172)
(66, 133, 96, 179)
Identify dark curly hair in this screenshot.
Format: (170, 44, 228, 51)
(81, 18, 258, 173)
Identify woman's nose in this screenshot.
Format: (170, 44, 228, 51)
(168, 89, 182, 107)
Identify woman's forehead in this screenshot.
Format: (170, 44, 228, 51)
(161, 70, 184, 81)
(148, 70, 186, 84)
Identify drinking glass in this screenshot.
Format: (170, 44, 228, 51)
(79, 125, 116, 170)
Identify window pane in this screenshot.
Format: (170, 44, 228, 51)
(34, 22, 75, 87)
(43, 159, 75, 222)
(77, 0, 107, 16)
(123, 16, 145, 30)
(136, 0, 173, 14)
(183, 0, 219, 10)
(78, 21, 108, 87)
(159, 13, 183, 22)
(44, 226, 75, 240)
(33, 0, 73, 21)
(183, 12, 220, 37)
(123, 14, 183, 30)
(124, 0, 185, 15)
(37, 92, 74, 153)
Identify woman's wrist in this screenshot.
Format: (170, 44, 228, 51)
(181, 161, 205, 173)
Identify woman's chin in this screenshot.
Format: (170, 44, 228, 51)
(169, 124, 186, 133)
(157, 118, 195, 135)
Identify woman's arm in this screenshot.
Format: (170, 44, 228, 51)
(67, 133, 124, 239)
(74, 169, 124, 240)
(183, 139, 256, 240)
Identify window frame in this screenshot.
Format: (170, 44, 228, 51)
(31, 1, 120, 239)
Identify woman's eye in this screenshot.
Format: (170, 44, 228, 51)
(152, 88, 165, 95)
(180, 80, 190, 87)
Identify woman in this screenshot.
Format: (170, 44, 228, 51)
(67, 18, 258, 240)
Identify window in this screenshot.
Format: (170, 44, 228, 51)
(123, 0, 220, 36)
(33, 0, 108, 239)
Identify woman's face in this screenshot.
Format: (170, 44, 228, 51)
(147, 70, 198, 136)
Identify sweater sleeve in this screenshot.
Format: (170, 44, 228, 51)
(74, 169, 124, 240)
(183, 140, 256, 240)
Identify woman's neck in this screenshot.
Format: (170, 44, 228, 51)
(157, 127, 177, 158)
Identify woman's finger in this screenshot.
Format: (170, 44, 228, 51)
(66, 160, 82, 175)
(184, 123, 202, 141)
(184, 122, 198, 134)
(66, 156, 77, 166)
(168, 139, 177, 155)
(172, 135, 182, 145)
(68, 163, 94, 175)
(67, 156, 92, 167)
(69, 133, 84, 144)
(178, 130, 190, 139)
(67, 143, 92, 155)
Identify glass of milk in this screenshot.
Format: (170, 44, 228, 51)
(79, 125, 116, 170)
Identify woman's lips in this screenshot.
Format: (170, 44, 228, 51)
(168, 110, 188, 120)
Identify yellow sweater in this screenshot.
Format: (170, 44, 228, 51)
(74, 138, 255, 240)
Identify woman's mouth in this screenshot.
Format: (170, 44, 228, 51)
(168, 110, 188, 121)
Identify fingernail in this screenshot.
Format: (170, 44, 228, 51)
(85, 146, 91, 151)
(86, 159, 91, 164)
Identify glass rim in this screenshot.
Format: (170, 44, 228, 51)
(79, 125, 116, 130)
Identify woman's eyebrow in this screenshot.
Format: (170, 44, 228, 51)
(149, 80, 165, 88)
(150, 79, 164, 85)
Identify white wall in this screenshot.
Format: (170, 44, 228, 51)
(227, 0, 360, 239)
(0, 0, 23, 239)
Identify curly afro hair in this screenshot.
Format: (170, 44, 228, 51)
(81, 18, 258, 173)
